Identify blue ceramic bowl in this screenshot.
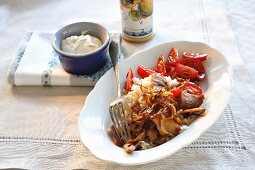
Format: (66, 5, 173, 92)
(52, 22, 110, 75)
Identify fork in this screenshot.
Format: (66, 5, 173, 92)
(109, 40, 131, 143)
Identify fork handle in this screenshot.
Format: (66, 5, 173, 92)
(113, 59, 121, 98)
(109, 41, 122, 97)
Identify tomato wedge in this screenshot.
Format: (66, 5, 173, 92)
(181, 58, 205, 73)
(125, 68, 134, 91)
(170, 83, 185, 98)
(154, 55, 166, 76)
(170, 87, 182, 98)
(137, 65, 156, 78)
(182, 52, 208, 62)
(175, 63, 199, 79)
(166, 66, 175, 77)
(185, 82, 203, 95)
(170, 81, 203, 97)
(166, 48, 179, 67)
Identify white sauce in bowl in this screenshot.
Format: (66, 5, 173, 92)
(61, 34, 103, 55)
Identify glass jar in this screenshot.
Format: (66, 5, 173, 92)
(120, 0, 154, 43)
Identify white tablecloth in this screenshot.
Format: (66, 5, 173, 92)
(0, 0, 254, 169)
(226, 0, 255, 88)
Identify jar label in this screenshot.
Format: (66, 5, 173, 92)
(120, 0, 153, 39)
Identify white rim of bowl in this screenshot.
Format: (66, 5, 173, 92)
(51, 22, 110, 58)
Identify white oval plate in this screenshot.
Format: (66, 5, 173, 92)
(78, 41, 232, 165)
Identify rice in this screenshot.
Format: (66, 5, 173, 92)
(165, 76, 179, 88)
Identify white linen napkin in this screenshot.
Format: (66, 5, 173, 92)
(7, 32, 121, 86)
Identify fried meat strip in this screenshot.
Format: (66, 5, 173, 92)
(124, 132, 145, 154)
(178, 108, 206, 125)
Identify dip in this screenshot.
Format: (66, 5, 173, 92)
(61, 34, 103, 55)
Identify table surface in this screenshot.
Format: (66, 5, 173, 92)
(0, 0, 254, 169)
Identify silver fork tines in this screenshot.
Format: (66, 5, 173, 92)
(109, 101, 130, 143)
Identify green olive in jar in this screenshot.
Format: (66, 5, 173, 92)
(139, 0, 153, 17)
(129, 10, 141, 21)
